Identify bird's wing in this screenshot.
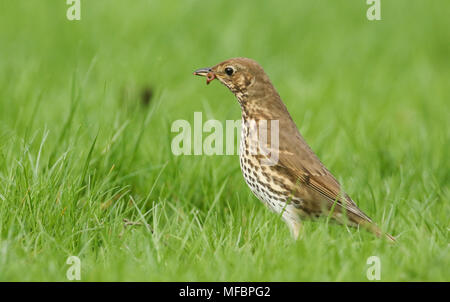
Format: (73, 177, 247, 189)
(276, 127, 372, 223)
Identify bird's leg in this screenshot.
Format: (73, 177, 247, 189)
(282, 213, 302, 240)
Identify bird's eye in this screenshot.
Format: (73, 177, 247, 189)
(224, 67, 234, 76)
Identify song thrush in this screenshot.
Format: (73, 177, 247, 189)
(194, 57, 395, 242)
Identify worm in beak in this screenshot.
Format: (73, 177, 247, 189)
(193, 67, 216, 85)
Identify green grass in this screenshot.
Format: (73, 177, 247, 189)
(0, 0, 448, 281)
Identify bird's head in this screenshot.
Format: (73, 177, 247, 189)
(194, 57, 272, 99)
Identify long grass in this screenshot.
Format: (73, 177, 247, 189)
(0, 0, 448, 281)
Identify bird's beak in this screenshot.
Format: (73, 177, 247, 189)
(193, 67, 216, 85)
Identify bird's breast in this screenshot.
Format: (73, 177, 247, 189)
(239, 119, 302, 215)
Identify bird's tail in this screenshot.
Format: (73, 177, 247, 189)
(383, 232, 396, 243)
(361, 220, 396, 243)
(333, 207, 396, 243)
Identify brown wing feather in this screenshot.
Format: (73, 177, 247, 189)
(277, 122, 372, 223)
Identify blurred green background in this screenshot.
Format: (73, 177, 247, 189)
(0, 0, 448, 281)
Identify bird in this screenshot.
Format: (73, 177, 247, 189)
(193, 57, 395, 242)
